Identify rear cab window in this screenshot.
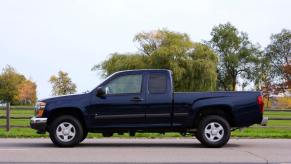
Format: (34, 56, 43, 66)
(148, 73, 167, 94)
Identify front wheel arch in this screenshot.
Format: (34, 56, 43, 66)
(47, 107, 87, 132)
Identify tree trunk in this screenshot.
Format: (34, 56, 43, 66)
(232, 77, 236, 91)
(223, 83, 228, 91)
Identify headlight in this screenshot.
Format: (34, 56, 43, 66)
(35, 102, 46, 117)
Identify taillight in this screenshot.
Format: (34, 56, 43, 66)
(257, 95, 264, 113)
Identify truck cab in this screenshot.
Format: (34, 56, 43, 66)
(87, 69, 173, 130)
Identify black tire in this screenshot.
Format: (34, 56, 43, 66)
(102, 132, 113, 137)
(49, 115, 84, 147)
(80, 130, 88, 143)
(196, 115, 230, 148)
(195, 133, 202, 143)
(129, 131, 135, 137)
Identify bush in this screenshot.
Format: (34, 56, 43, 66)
(275, 97, 291, 109)
(264, 97, 291, 109)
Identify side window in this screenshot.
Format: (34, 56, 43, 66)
(148, 74, 167, 94)
(105, 74, 142, 95)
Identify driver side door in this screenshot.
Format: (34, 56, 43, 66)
(88, 72, 146, 129)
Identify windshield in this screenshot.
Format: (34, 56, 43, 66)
(91, 71, 120, 92)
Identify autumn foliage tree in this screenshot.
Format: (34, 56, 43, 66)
(16, 80, 37, 104)
(284, 64, 291, 89)
(0, 65, 37, 105)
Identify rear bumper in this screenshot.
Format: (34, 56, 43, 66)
(30, 117, 47, 133)
(261, 117, 268, 126)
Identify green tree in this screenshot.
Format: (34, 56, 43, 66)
(266, 29, 291, 91)
(0, 65, 26, 104)
(181, 43, 218, 91)
(93, 29, 218, 91)
(252, 54, 273, 90)
(92, 53, 148, 77)
(209, 23, 260, 91)
(49, 71, 77, 96)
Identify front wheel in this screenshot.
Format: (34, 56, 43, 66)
(80, 130, 88, 143)
(49, 115, 84, 147)
(196, 115, 230, 148)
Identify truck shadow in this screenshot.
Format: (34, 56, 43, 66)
(0, 140, 240, 148)
(78, 142, 240, 148)
(1, 142, 240, 148)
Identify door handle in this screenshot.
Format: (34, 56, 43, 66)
(130, 97, 144, 102)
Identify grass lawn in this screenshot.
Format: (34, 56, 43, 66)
(0, 109, 291, 138)
(0, 109, 34, 117)
(264, 111, 291, 118)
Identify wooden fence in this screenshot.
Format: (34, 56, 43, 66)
(0, 103, 291, 132)
(0, 103, 34, 131)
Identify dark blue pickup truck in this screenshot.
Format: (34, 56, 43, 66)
(31, 69, 267, 147)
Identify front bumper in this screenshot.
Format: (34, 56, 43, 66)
(261, 117, 268, 126)
(30, 117, 48, 134)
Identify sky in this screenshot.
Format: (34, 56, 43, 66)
(0, 0, 291, 99)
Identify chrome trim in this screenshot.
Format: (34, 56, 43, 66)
(146, 113, 170, 117)
(94, 114, 144, 119)
(56, 122, 76, 142)
(261, 117, 268, 126)
(204, 122, 224, 142)
(174, 113, 189, 117)
(30, 117, 48, 124)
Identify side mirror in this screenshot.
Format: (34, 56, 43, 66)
(96, 87, 106, 97)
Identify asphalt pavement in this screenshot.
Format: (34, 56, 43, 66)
(0, 138, 290, 164)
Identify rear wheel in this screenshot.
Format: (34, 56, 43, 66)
(49, 115, 83, 147)
(196, 115, 230, 148)
(129, 131, 135, 137)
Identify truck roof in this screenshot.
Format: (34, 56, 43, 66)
(113, 69, 172, 74)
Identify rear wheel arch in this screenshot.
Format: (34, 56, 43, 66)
(193, 105, 235, 128)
